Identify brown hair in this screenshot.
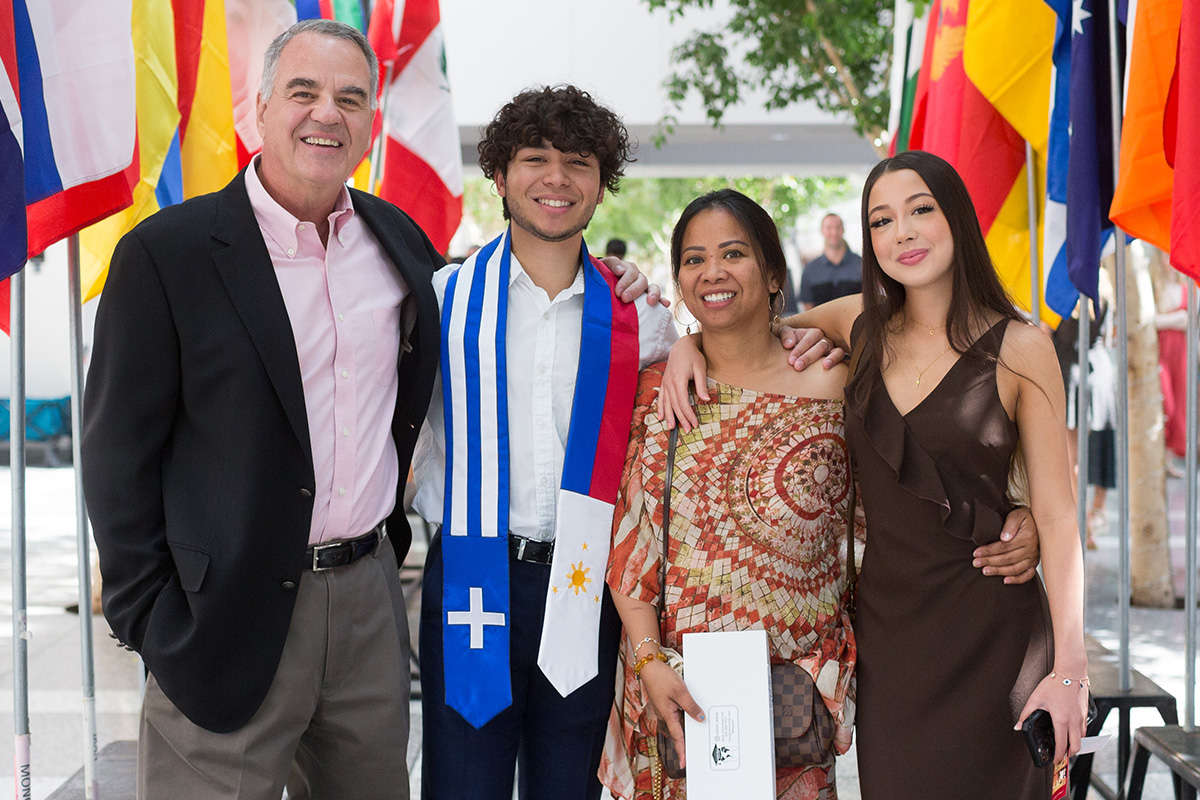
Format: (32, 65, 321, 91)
(477, 85, 633, 220)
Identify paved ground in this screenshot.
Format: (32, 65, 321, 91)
(0, 464, 1195, 798)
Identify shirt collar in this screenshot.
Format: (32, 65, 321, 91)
(244, 155, 355, 258)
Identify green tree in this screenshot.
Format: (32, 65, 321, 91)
(648, 0, 893, 153)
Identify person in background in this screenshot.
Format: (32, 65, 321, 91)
(607, 237, 628, 259)
(800, 213, 862, 310)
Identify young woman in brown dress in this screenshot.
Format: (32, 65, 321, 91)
(659, 151, 1089, 798)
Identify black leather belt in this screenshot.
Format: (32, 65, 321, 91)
(307, 524, 385, 571)
(508, 534, 553, 565)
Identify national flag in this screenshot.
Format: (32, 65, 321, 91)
(369, 0, 463, 253)
(16, 0, 136, 258)
(1065, 0, 1120, 305)
(907, 0, 1030, 312)
(963, 0, 1058, 322)
(0, 0, 25, 285)
(1169, 0, 1198, 280)
(1108, 0, 1180, 253)
(79, 0, 180, 302)
(176, 0, 239, 198)
(224, 0, 295, 159)
(888, 0, 930, 154)
(1041, 0, 1078, 317)
(295, 0, 366, 31)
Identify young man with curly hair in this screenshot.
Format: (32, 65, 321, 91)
(412, 85, 677, 799)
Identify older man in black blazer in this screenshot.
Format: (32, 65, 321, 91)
(82, 19, 440, 799)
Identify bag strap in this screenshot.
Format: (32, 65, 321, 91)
(844, 342, 862, 593)
(659, 426, 679, 632)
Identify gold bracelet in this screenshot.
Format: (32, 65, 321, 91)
(633, 637, 660, 657)
(634, 651, 670, 678)
(1049, 671, 1090, 688)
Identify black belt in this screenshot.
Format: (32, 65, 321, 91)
(508, 534, 553, 565)
(307, 524, 385, 571)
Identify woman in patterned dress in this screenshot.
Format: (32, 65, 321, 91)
(600, 189, 858, 800)
(656, 153, 1089, 798)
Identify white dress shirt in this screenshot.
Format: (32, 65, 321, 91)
(412, 252, 676, 541)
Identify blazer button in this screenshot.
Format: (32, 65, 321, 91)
(299, 488, 312, 497)
(282, 581, 296, 591)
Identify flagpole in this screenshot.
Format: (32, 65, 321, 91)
(10, 268, 31, 800)
(1106, 0, 1131, 694)
(1025, 142, 1041, 325)
(1076, 297, 1091, 571)
(367, 61, 395, 196)
(1184, 279, 1198, 732)
(66, 235, 99, 799)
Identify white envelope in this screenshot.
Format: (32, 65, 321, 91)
(682, 629, 776, 799)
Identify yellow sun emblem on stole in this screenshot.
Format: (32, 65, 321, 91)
(567, 562, 592, 596)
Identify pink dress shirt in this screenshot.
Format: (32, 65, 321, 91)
(245, 159, 409, 545)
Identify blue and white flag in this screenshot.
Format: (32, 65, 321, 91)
(1041, 0, 1076, 318)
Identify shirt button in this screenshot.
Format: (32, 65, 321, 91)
(538, 365, 547, 375)
(538, 419, 548, 429)
(282, 581, 296, 591)
(338, 234, 345, 243)
(542, 312, 550, 321)
(341, 369, 349, 378)
(286, 247, 295, 257)
(297, 223, 305, 229)
(540, 477, 550, 486)
(342, 427, 350, 437)
(338, 313, 345, 322)
(339, 487, 347, 496)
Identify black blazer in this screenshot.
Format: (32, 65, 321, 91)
(81, 170, 443, 732)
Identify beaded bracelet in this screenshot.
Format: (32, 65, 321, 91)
(633, 637, 660, 657)
(1049, 671, 1090, 688)
(634, 651, 670, 678)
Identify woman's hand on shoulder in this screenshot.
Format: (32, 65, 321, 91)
(657, 334, 707, 432)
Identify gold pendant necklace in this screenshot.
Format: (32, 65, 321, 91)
(914, 344, 953, 387)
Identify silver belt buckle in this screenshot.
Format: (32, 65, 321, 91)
(311, 540, 341, 572)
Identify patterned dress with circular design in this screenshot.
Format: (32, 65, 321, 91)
(601, 364, 858, 800)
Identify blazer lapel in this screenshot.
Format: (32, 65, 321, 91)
(211, 171, 314, 468)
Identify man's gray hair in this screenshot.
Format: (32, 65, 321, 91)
(260, 19, 378, 110)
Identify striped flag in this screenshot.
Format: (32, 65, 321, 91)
(79, 0, 180, 302)
(16, 0, 135, 257)
(295, 0, 366, 30)
(0, 0, 25, 285)
(78, 0, 239, 302)
(369, 0, 463, 253)
(1041, 0, 1078, 317)
(963, 0, 1057, 322)
(887, 0, 930, 154)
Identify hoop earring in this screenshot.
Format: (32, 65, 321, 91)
(769, 289, 784, 329)
(674, 304, 699, 335)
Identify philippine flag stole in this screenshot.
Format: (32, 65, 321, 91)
(440, 230, 639, 728)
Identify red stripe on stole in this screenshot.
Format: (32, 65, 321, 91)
(588, 255, 640, 503)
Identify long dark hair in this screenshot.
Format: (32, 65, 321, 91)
(670, 189, 788, 320)
(856, 151, 1024, 378)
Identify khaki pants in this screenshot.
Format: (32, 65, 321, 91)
(139, 543, 411, 800)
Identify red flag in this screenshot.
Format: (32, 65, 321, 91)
(910, 0, 1025, 235)
(1169, 0, 1198, 280)
(368, 0, 462, 254)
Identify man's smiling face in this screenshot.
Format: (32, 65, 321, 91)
(255, 32, 374, 216)
(494, 145, 605, 243)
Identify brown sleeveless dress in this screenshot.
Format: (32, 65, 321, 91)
(844, 318, 1053, 799)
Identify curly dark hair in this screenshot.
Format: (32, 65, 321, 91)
(478, 85, 633, 220)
